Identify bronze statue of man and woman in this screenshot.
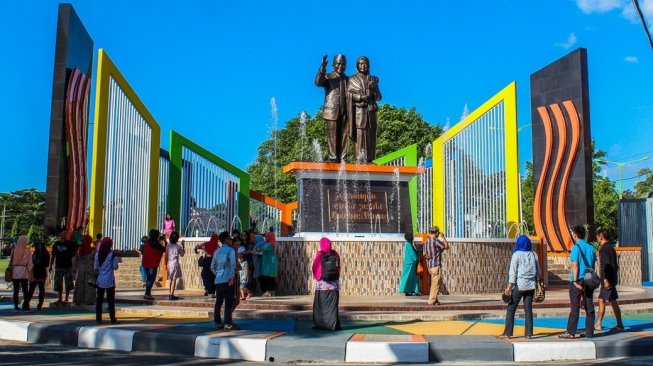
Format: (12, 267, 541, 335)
(315, 54, 382, 163)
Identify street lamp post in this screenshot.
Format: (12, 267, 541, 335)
(595, 156, 649, 198)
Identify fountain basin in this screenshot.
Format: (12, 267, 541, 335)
(284, 162, 421, 234)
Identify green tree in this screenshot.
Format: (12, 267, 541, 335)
(0, 189, 45, 239)
(634, 168, 653, 198)
(27, 224, 45, 246)
(520, 161, 535, 233)
(591, 142, 620, 238)
(248, 105, 442, 203)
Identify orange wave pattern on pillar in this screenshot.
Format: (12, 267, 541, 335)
(558, 101, 582, 250)
(533, 107, 554, 250)
(546, 104, 567, 252)
(533, 101, 583, 252)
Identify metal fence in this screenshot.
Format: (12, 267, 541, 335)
(619, 198, 653, 282)
(180, 147, 240, 237)
(249, 196, 282, 235)
(417, 159, 433, 233)
(443, 101, 507, 238)
(101, 76, 153, 249)
(157, 149, 170, 231)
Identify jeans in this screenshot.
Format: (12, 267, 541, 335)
(567, 282, 596, 337)
(214, 282, 235, 325)
(96, 286, 116, 322)
(427, 266, 442, 304)
(502, 286, 534, 337)
(12, 279, 28, 310)
(27, 281, 46, 309)
(139, 265, 147, 283)
(144, 267, 158, 296)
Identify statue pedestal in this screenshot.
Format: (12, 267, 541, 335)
(283, 162, 421, 235)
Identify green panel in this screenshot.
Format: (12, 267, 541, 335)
(374, 144, 419, 232)
(168, 130, 250, 231)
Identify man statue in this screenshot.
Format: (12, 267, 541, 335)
(315, 54, 349, 162)
(347, 56, 382, 163)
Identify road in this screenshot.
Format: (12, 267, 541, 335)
(3, 339, 653, 366)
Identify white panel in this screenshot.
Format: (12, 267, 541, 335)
(77, 326, 135, 351)
(194, 335, 267, 361)
(345, 340, 429, 363)
(0, 320, 30, 341)
(513, 341, 595, 362)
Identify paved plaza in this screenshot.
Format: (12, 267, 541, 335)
(3, 285, 653, 363)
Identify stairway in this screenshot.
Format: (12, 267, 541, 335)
(547, 263, 569, 287)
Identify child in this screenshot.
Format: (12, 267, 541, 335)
(166, 232, 185, 300)
(238, 253, 249, 300)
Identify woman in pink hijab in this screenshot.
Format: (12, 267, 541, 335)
(10, 235, 33, 312)
(311, 237, 341, 330)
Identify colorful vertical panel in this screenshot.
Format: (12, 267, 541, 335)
(44, 4, 94, 235)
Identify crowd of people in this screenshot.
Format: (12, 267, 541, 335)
(398, 224, 625, 339)
(6, 227, 120, 324)
(5, 212, 624, 336)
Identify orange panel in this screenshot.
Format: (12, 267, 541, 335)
(533, 107, 557, 250)
(558, 101, 582, 250)
(545, 104, 568, 252)
(283, 162, 422, 175)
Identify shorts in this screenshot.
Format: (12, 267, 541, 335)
(599, 285, 619, 301)
(54, 268, 74, 292)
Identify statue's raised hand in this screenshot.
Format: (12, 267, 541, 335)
(321, 55, 329, 67)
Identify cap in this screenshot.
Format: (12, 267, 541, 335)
(428, 226, 440, 233)
(502, 293, 512, 304)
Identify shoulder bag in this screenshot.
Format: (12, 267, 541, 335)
(4, 251, 13, 282)
(530, 252, 546, 302)
(577, 244, 600, 290)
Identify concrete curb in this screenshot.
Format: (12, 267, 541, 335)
(2, 318, 653, 362)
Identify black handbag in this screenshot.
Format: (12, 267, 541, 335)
(197, 255, 205, 267)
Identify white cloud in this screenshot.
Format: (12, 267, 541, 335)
(576, 0, 622, 14)
(555, 33, 578, 49)
(576, 0, 653, 31)
(622, 0, 653, 24)
(625, 56, 640, 62)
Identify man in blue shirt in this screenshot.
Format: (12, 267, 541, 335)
(210, 231, 236, 330)
(559, 225, 597, 339)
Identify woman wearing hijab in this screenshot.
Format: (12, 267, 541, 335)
(252, 234, 265, 295)
(259, 232, 278, 297)
(312, 237, 341, 330)
(10, 235, 33, 312)
(399, 232, 421, 296)
(499, 235, 540, 339)
(27, 236, 50, 311)
(195, 233, 219, 297)
(94, 237, 120, 324)
(73, 234, 96, 306)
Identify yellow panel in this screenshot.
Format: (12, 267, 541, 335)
(431, 82, 519, 237)
(389, 320, 563, 336)
(388, 320, 473, 335)
(88, 49, 161, 237)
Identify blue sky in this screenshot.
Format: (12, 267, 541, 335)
(1, 0, 651, 193)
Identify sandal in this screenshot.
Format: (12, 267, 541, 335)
(557, 333, 576, 339)
(496, 334, 512, 339)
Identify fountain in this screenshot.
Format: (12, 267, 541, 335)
(312, 139, 326, 233)
(230, 215, 242, 234)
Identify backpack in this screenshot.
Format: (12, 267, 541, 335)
(321, 250, 340, 281)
